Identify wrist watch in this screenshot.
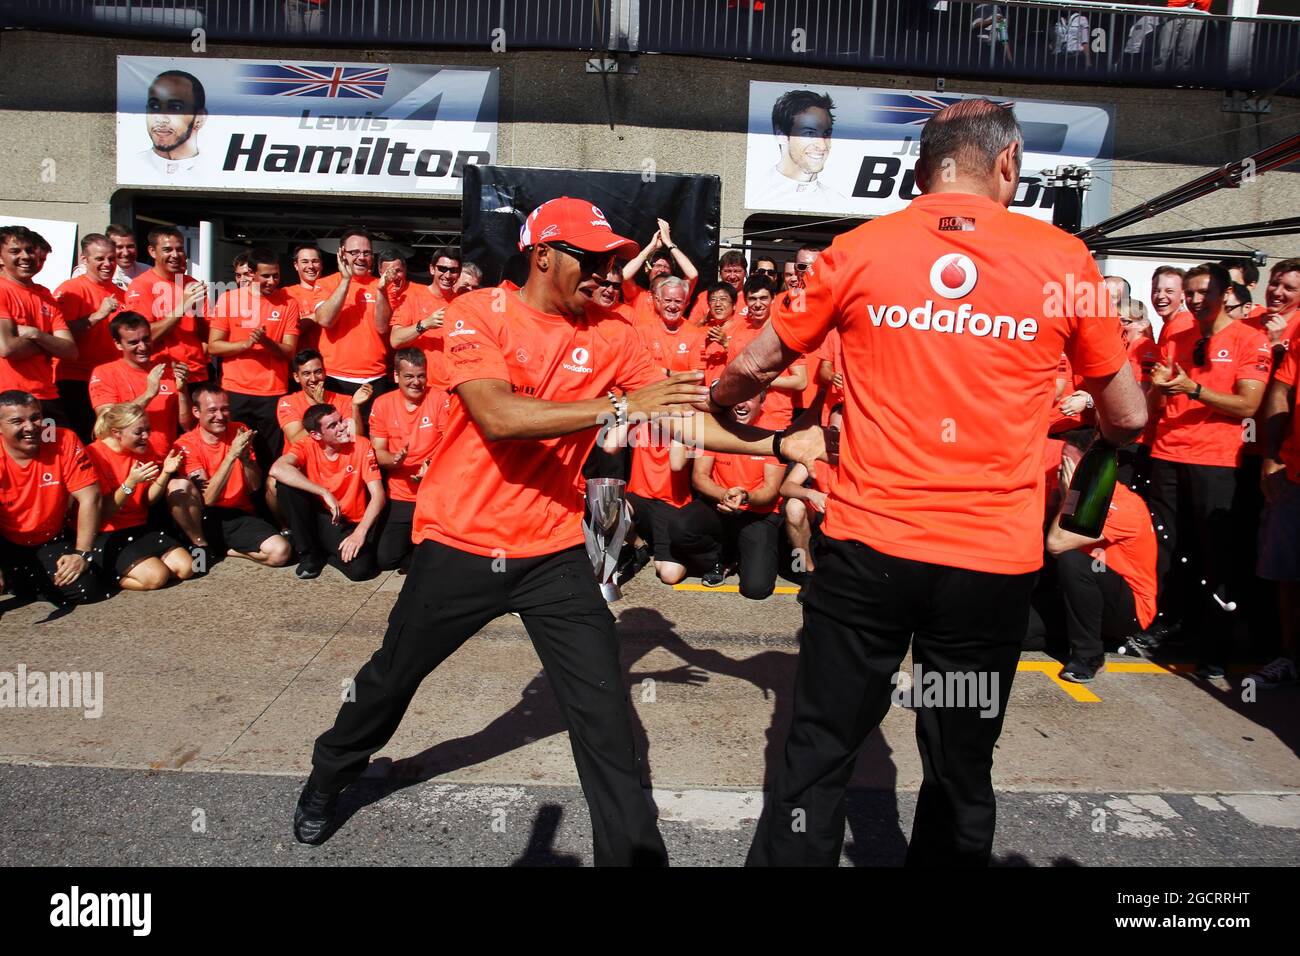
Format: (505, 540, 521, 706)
(1191, 383, 1203, 401)
(415, 320, 426, 334)
(77, 550, 94, 562)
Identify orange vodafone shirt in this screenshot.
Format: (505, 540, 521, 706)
(1275, 338, 1300, 483)
(637, 318, 707, 374)
(52, 275, 124, 381)
(710, 452, 781, 514)
(0, 276, 69, 399)
(770, 191, 1127, 575)
(87, 358, 180, 459)
(284, 282, 332, 351)
(728, 318, 803, 429)
(210, 287, 301, 396)
(1156, 308, 1193, 347)
(315, 272, 388, 379)
(0, 428, 97, 546)
(628, 426, 692, 508)
(1151, 321, 1270, 467)
(1097, 484, 1159, 629)
(173, 423, 255, 512)
(368, 388, 448, 502)
(1244, 309, 1300, 355)
(286, 435, 380, 523)
(388, 282, 450, 389)
(276, 389, 353, 452)
(1127, 334, 1158, 383)
(124, 271, 208, 382)
(413, 287, 661, 557)
(86, 439, 154, 532)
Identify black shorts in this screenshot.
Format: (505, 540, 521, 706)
(93, 526, 184, 578)
(203, 507, 280, 555)
(627, 493, 687, 563)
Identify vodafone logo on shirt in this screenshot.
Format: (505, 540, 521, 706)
(930, 254, 978, 300)
(40, 471, 57, 487)
(564, 346, 593, 374)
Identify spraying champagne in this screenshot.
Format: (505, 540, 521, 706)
(1059, 434, 1119, 538)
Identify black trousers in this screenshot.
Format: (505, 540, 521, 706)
(1147, 457, 1235, 662)
(1116, 442, 1151, 500)
(1054, 548, 1140, 660)
(669, 500, 781, 599)
(747, 537, 1035, 867)
(278, 484, 378, 581)
(56, 379, 95, 445)
(1231, 455, 1279, 648)
(226, 391, 284, 474)
(310, 541, 668, 867)
(375, 498, 415, 572)
(324, 375, 392, 436)
(0, 533, 108, 606)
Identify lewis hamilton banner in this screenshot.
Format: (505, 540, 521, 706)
(745, 81, 1114, 226)
(116, 56, 498, 195)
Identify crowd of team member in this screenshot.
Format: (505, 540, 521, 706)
(0, 216, 1297, 692)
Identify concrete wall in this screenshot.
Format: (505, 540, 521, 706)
(1, 29, 1297, 263)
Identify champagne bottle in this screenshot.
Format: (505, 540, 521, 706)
(1059, 435, 1119, 538)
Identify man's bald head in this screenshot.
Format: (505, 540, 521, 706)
(915, 99, 1023, 202)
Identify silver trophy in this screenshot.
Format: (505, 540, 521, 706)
(584, 477, 633, 602)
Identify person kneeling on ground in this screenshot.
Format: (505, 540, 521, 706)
(669, 392, 785, 598)
(171, 382, 292, 569)
(1042, 434, 1158, 683)
(84, 402, 194, 590)
(624, 421, 692, 585)
(270, 402, 385, 581)
(0, 390, 107, 606)
(780, 403, 842, 582)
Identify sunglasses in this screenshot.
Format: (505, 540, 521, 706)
(594, 278, 620, 290)
(1225, 301, 1246, 313)
(434, 264, 461, 274)
(753, 268, 777, 277)
(1193, 335, 1210, 367)
(547, 240, 617, 276)
(795, 262, 812, 272)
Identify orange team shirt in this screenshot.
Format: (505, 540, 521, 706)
(87, 358, 180, 459)
(173, 423, 255, 512)
(1275, 336, 1300, 484)
(85, 439, 154, 532)
(209, 288, 301, 396)
(1244, 309, 1300, 356)
(286, 435, 380, 523)
(1096, 484, 1159, 629)
(637, 319, 707, 374)
(284, 282, 332, 351)
(388, 283, 449, 389)
(0, 276, 69, 399)
(623, 280, 701, 330)
(710, 452, 780, 514)
(0, 428, 97, 546)
(728, 318, 804, 429)
(628, 425, 692, 508)
(1156, 307, 1193, 346)
(124, 271, 208, 382)
(367, 388, 448, 502)
(770, 191, 1127, 575)
(1151, 321, 1270, 467)
(52, 275, 125, 382)
(414, 287, 661, 557)
(315, 272, 387, 379)
(275, 390, 354, 452)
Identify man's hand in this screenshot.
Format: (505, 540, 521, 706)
(181, 282, 207, 312)
(1151, 362, 1196, 396)
(353, 382, 374, 406)
(320, 491, 342, 523)
(1264, 313, 1289, 348)
(244, 327, 267, 350)
(229, 427, 255, 460)
(336, 250, 351, 276)
(391, 446, 408, 467)
(339, 528, 366, 563)
(706, 325, 728, 345)
(1262, 458, 1289, 504)
(780, 409, 831, 470)
(718, 486, 749, 513)
(173, 361, 189, 391)
(413, 458, 430, 482)
(162, 447, 185, 478)
(627, 370, 707, 420)
(52, 552, 89, 588)
(424, 307, 446, 330)
(305, 381, 326, 405)
(93, 295, 120, 321)
(127, 459, 160, 487)
(806, 488, 828, 514)
(657, 218, 674, 247)
(16, 324, 39, 340)
(142, 362, 167, 400)
(1058, 452, 1078, 494)
(1059, 390, 1092, 417)
(378, 263, 399, 291)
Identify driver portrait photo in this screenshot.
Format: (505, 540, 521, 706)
(751, 88, 846, 211)
(136, 69, 207, 177)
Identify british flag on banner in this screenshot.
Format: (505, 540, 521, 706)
(865, 92, 1018, 126)
(238, 64, 390, 99)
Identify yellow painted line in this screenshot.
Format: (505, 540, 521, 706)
(1105, 660, 1190, 674)
(1016, 660, 1102, 702)
(672, 583, 801, 594)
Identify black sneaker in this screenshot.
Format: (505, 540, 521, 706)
(701, 563, 727, 588)
(293, 783, 340, 846)
(615, 543, 651, 585)
(1060, 656, 1105, 683)
(295, 553, 325, 580)
(1196, 661, 1226, 680)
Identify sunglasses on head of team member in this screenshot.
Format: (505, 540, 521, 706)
(545, 241, 617, 277)
(1193, 335, 1210, 367)
(1225, 300, 1247, 315)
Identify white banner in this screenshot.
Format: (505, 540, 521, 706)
(745, 82, 1114, 226)
(116, 56, 498, 195)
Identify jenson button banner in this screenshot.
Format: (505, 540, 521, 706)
(116, 56, 498, 195)
(745, 81, 1114, 227)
